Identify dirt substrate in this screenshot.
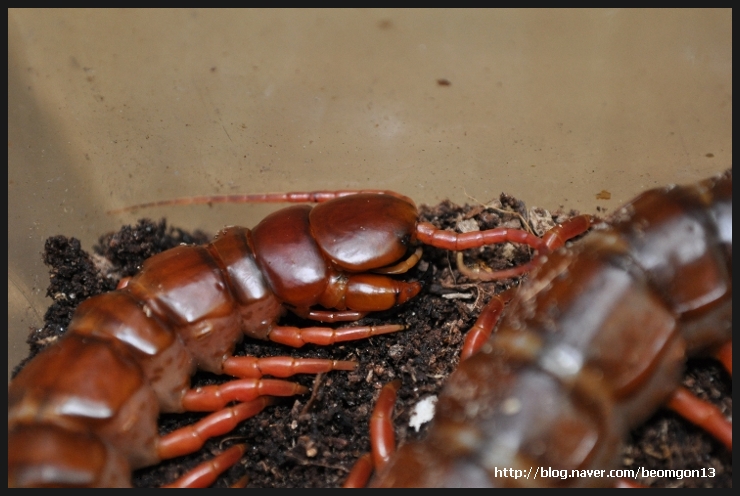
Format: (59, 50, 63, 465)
(14, 195, 731, 488)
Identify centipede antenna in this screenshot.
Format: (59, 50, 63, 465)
(108, 190, 416, 214)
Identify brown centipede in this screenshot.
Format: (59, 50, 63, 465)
(8, 189, 590, 487)
(351, 170, 732, 488)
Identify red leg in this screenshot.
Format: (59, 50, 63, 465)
(158, 397, 274, 460)
(181, 378, 307, 411)
(460, 287, 516, 361)
(666, 386, 732, 450)
(267, 324, 405, 348)
(223, 355, 357, 379)
(541, 214, 593, 250)
(343, 453, 373, 488)
(343, 380, 402, 487)
(457, 255, 542, 280)
(162, 444, 246, 488)
(370, 380, 402, 470)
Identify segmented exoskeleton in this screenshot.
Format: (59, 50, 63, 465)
(9, 189, 590, 487)
(362, 171, 732, 488)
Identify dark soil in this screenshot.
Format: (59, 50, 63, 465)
(15, 195, 731, 488)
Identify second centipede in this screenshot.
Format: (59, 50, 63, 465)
(366, 171, 732, 488)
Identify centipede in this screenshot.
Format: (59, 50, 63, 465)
(351, 170, 732, 488)
(9, 188, 593, 487)
(9, 174, 730, 487)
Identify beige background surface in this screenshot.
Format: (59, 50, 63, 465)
(8, 9, 732, 380)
